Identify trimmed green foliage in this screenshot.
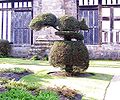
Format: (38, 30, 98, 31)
(58, 16, 88, 31)
(29, 13, 88, 32)
(49, 41, 89, 73)
(58, 16, 80, 31)
(0, 88, 59, 100)
(29, 13, 59, 31)
(79, 19, 89, 30)
(55, 31, 84, 41)
(0, 39, 11, 57)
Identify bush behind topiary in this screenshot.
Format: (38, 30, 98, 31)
(49, 41, 89, 72)
(0, 39, 11, 57)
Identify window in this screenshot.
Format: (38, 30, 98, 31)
(0, 0, 33, 45)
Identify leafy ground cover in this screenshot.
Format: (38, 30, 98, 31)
(0, 88, 59, 100)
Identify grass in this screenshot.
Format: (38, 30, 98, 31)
(0, 57, 50, 66)
(0, 57, 120, 68)
(90, 60, 120, 68)
(20, 71, 54, 87)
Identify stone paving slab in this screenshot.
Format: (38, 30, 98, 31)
(104, 75, 120, 100)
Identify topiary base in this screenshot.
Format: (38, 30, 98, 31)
(49, 41, 89, 73)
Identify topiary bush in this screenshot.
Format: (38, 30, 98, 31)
(0, 39, 11, 57)
(49, 15, 89, 73)
(29, 13, 89, 74)
(49, 41, 89, 73)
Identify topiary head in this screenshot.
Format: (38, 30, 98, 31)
(42, 13, 59, 27)
(29, 13, 59, 31)
(58, 15, 89, 31)
(58, 16, 80, 31)
(79, 19, 89, 30)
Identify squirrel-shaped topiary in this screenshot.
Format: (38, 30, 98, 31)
(29, 13, 89, 74)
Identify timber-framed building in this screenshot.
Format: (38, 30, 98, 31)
(0, 0, 120, 59)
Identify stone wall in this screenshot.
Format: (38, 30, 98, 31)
(17, 43, 120, 60)
(33, 0, 65, 44)
(10, 45, 31, 58)
(10, 0, 120, 60)
(32, 0, 77, 44)
(64, 0, 77, 18)
(87, 44, 120, 60)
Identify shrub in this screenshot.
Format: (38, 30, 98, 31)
(42, 55, 49, 61)
(47, 86, 78, 98)
(0, 39, 11, 57)
(49, 41, 89, 73)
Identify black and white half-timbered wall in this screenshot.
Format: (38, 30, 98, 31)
(0, 0, 120, 59)
(0, 0, 33, 45)
(78, 0, 120, 45)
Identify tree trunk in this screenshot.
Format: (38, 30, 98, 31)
(65, 65, 73, 73)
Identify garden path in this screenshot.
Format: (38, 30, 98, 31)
(104, 75, 120, 100)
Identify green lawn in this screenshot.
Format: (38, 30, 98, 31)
(0, 57, 50, 66)
(90, 60, 120, 68)
(0, 57, 120, 68)
(0, 57, 120, 99)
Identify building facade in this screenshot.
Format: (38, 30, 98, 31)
(0, 0, 120, 59)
